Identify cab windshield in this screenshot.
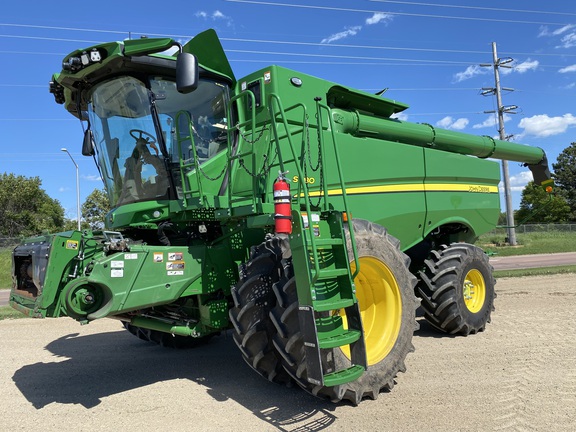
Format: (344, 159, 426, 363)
(87, 75, 228, 207)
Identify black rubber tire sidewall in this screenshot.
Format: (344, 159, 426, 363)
(417, 243, 496, 335)
(271, 219, 418, 404)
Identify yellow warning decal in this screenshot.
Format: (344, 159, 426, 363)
(65, 240, 79, 250)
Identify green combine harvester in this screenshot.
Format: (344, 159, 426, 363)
(10, 30, 552, 404)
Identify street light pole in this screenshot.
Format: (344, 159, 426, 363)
(61, 148, 81, 231)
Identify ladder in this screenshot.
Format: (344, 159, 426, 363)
(268, 95, 367, 386)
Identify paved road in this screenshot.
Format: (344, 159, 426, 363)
(489, 251, 576, 270)
(2, 252, 575, 307)
(0, 289, 8, 306)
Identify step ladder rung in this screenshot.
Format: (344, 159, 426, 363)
(313, 297, 354, 312)
(318, 329, 361, 349)
(316, 268, 349, 280)
(322, 365, 365, 387)
(309, 238, 344, 248)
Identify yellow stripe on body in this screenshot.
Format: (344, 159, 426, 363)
(304, 183, 498, 197)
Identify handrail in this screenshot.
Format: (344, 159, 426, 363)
(267, 93, 359, 283)
(227, 89, 261, 212)
(316, 100, 360, 280)
(268, 94, 323, 284)
(175, 110, 206, 207)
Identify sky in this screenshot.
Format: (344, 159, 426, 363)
(2, 0, 576, 221)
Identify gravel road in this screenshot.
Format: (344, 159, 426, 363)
(1, 274, 575, 431)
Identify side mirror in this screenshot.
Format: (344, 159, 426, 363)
(82, 129, 95, 156)
(176, 52, 199, 94)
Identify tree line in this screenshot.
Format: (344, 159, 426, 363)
(0, 173, 110, 238)
(516, 142, 576, 223)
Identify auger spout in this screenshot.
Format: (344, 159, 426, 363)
(332, 108, 551, 185)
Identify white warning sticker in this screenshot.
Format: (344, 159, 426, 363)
(111, 269, 124, 278)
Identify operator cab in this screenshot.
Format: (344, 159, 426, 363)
(86, 74, 229, 208)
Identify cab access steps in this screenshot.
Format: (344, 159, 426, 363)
(289, 210, 367, 387)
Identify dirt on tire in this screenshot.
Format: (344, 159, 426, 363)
(1, 274, 574, 431)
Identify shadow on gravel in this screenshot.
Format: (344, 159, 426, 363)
(413, 318, 458, 339)
(12, 327, 342, 430)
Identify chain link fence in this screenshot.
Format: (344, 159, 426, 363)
(486, 224, 576, 236)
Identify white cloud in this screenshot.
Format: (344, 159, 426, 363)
(366, 12, 392, 25)
(436, 116, 469, 130)
(500, 59, 539, 75)
(539, 24, 576, 49)
(559, 64, 576, 73)
(499, 170, 533, 193)
(539, 24, 576, 37)
(559, 32, 576, 49)
(472, 113, 512, 129)
(553, 24, 576, 36)
(391, 112, 409, 121)
(322, 12, 392, 44)
(321, 26, 362, 44)
(195, 10, 233, 26)
(514, 59, 539, 74)
(453, 65, 488, 82)
(82, 174, 102, 181)
(518, 113, 576, 138)
(450, 118, 469, 130)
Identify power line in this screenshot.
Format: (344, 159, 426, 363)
(228, 59, 461, 66)
(224, 0, 574, 26)
(0, 118, 74, 121)
(2, 26, 576, 59)
(364, 87, 480, 91)
(369, 1, 576, 17)
(0, 50, 65, 56)
(0, 23, 129, 35)
(0, 84, 45, 87)
(222, 36, 492, 54)
(227, 48, 477, 64)
(0, 33, 100, 44)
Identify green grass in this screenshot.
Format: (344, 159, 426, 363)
(478, 231, 576, 257)
(0, 248, 11, 289)
(0, 305, 27, 320)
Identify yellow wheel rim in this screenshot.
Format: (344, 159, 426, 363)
(341, 256, 402, 365)
(463, 269, 486, 313)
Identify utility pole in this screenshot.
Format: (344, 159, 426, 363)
(480, 42, 518, 246)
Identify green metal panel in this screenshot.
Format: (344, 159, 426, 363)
(182, 29, 235, 83)
(423, 149, 501, 240)
(234, 66, 427, 250)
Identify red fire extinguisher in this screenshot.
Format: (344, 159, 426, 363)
(273, 171, 292, 234)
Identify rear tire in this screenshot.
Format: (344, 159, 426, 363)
(416, 243, 495, 335)
(228, 236, 292, 385)
(270, 219, 418, 404)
